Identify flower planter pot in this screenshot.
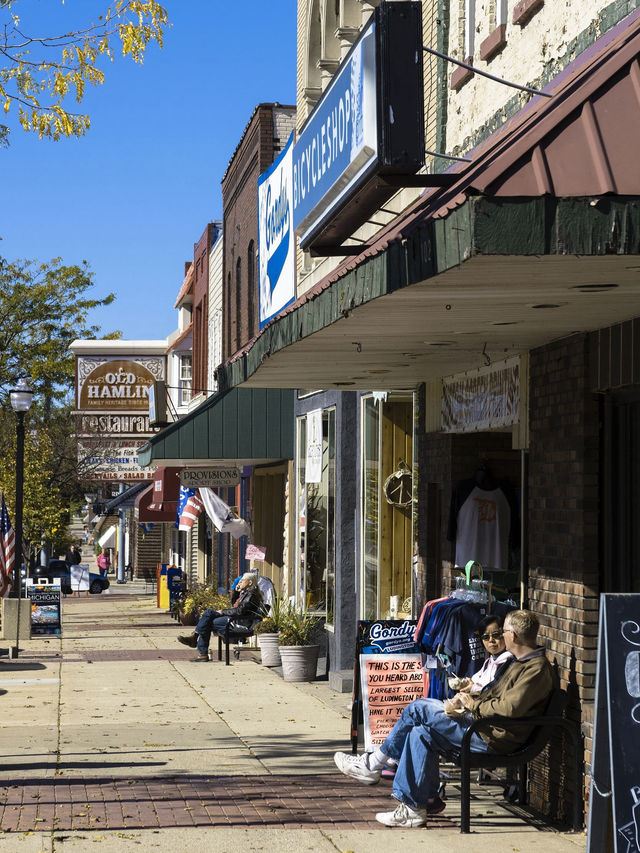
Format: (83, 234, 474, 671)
(279, 644, 319, 682)
(257, 633, 281, 667)
(178, 610, 198, 626)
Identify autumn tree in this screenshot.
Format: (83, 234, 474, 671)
(0, 254, 119, 559)
(0, 0, 168, 144)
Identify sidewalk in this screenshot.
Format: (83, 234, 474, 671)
(0, 583, 587, 851)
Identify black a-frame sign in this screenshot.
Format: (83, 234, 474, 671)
(587, 594, 640, 853)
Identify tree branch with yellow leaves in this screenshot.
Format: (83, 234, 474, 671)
(0, 0, 168, 143)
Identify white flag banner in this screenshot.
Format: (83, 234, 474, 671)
(199, 488, 252, 541)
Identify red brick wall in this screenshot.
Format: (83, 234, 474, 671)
(221, 104, 295, 360)
(527, 332, 599, 821)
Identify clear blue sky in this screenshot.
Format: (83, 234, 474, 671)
(1, 1, 297, 340)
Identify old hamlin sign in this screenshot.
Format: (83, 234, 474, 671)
(78, 358, 163, 411)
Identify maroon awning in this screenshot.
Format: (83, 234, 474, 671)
(135, 469, 180, 523)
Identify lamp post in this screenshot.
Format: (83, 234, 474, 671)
(9, 378, 34, 598)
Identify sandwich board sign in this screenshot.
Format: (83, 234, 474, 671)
(587, 594, 640, 852)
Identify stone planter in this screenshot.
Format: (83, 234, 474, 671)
(178, 609, 198, 626)
(279, 644, 319, 682)
(257, 633, 281, 667)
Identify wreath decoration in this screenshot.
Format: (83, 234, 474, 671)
(383, 461, 413, 508)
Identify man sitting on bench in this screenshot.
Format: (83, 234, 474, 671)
(334, 609, 555, 828)
(177, 573, 264, 662)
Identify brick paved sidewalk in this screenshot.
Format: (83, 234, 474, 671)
(0, 773, 454, 833)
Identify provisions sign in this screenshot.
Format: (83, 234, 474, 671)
(360, 653, 427, 751)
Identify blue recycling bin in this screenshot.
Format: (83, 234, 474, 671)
(166, 566, 184, 611)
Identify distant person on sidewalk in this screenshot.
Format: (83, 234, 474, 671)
(333, 610, 555, 828)
(178, 573, 264, 661)
(96, 548, 110, 577)
(66, 545, 82, 565)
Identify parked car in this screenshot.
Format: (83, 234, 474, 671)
(31, 560, 110, 595)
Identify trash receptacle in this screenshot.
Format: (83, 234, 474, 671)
(166, 566, 184, 612)
(158, 564, 169, 610)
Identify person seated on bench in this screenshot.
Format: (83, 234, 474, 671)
(334, 609, 555, 828)
(177, 573, 264, 662)
(447, 613, 514, 701)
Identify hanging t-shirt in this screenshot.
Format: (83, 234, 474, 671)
(448, 480, 514, 570)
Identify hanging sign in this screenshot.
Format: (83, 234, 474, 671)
(360, 653, 427, 750)
(180, 468, 241, 488)
(441, 357, 520, 432)
(587, 594, 640, 852)
(305, 408, 323, 484)
(258, 131, 296, 329)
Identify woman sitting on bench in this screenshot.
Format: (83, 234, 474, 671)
(178, 573, 264, 662)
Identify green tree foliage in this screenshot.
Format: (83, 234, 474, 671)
(0, 254, 117, 406)
(0, 253, 119, 559)
(0, 1, 168, 144)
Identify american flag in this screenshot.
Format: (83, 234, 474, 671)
(176, 486, 204, 532)
(0, 495, 15, 598)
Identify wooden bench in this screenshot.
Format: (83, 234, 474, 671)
(441, 687, 582, 833)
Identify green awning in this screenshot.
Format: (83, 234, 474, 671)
(138, 387, 294, 467)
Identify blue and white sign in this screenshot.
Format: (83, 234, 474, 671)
(292, 20, 377, 245)
(258, 131, 296, 329)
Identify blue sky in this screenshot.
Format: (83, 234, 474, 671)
(1, 1, 297, 340)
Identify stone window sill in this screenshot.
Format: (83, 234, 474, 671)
(512, 0, 544, 26)
(450, 57, 474, 91)
(479, 24, 507, 62)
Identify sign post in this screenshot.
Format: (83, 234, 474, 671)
(587, 593, 640, 852)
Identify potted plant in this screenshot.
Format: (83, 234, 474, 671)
(278, 606, 322, 682)
(172, 584, 230, 626)
(255, 596, 285, 667)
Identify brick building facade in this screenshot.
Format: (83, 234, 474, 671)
(221, 103, 295, 361)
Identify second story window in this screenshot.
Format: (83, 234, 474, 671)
(179, 353, 192, 406)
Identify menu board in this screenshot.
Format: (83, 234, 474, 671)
(588, 594, 640, 853)
(360, 653, 427, 750)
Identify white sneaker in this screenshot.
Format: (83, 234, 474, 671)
(375, 801, 428, 828)
(334, 751, 381, 785)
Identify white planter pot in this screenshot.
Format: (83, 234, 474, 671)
(257, 633, 281, 667)
(279, 644, 320, 682)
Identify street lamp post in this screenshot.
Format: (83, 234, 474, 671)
(9, 378, 34, 599)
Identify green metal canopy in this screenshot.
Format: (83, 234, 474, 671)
(137, 387, 294, 467)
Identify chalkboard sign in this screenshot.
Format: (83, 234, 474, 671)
(350, 619, 418, 752)
(587, 594, 640, 853)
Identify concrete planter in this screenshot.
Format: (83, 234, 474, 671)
(257, 633, 281, 667)
(279, 644, 319, 682)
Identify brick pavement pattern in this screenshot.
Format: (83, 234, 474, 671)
(0, 774, 454, 832)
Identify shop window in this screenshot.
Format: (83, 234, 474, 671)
(295, 409, 336, 622)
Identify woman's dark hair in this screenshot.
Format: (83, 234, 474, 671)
(477, 614, 504, 634)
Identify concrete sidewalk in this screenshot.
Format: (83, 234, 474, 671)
(0, 583, 587, 851)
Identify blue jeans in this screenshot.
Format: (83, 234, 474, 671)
(381, 698, 493, 808)
(195, 609, 231, 656)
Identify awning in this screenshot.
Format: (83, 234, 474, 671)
(137, 387, 294, 467)
(98, 525, 117, 549)
(135, 484, 178, 523)
(216, 8, 640, 392)
(149, 466, 180, 509)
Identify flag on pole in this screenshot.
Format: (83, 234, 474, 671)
(199, 488, 252, 540)
(176, 486, 204, 532)
(0, 495, 15, 598)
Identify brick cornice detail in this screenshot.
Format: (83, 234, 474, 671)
(479, 23, 507, 62)
(450, 56, 474, 91)
(512, 0, 544, 27)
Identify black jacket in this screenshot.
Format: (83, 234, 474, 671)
(220, 587, 264, 628)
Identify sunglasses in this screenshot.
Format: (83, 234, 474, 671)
(479, 630, 503, 641)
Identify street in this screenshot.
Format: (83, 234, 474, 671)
(0, 584, 587, 851)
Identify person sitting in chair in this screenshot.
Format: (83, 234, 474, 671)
(334, 609, 555, 828)
(178, 573, 264, 662)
